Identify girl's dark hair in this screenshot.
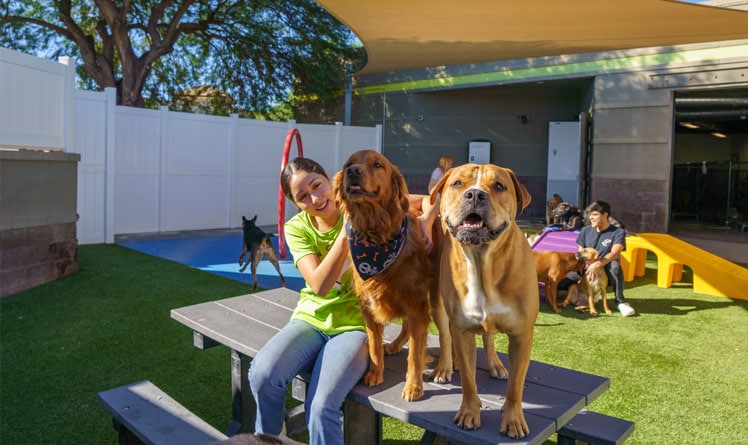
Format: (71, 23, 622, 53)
(586, 200, 611, 216)
(280, 157, 329, 202)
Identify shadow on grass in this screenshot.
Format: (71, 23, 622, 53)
(631, 297, 748, 316)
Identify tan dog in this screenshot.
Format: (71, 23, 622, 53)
(333, 149, 452, 401)
(562, 247, 611, 316)
(430, 163, 539, 439)
(533, 250, 586, 313)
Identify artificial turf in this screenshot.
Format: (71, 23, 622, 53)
(1, 244, 746, 444)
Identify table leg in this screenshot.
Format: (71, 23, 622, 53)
(227, 349, 255, 435)
(343, 399, 381, 445)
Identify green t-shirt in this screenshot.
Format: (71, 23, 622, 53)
(284, 211, 365, 335)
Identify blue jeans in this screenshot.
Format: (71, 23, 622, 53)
(248, 319, 368, 445)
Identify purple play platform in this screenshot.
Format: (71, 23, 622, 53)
(531, 229, 579, 253)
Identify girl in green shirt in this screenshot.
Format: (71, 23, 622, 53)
(248, 157, 367, 445)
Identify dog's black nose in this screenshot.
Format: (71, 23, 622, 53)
(346, 164, 362, 178)
(463, 188, 487, 206)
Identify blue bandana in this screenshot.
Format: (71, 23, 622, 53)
(347, 219, 408, 280)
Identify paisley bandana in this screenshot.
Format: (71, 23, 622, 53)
(347, 219, 408, 280)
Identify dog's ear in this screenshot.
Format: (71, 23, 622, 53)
(429, 167, 453, 205)
(242, 216, 248, 222)
(392, 165, 410, 213)
(251, 215, 257, 223)
(506, 168, 531, 214)
(331, 169, 345, 212)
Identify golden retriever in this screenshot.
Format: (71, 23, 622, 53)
(332, 149, 451, 401)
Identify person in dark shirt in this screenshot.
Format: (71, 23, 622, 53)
(561, 200, 636, 317)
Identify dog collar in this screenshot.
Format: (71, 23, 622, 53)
(347, 219, 408, 280)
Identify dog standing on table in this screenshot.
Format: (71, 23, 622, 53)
(430, 163, 539, 439)
(333, 149, 452, 401)
(239, 215, 286, 292)
(562, 247, 611, 316)
(533, 250, 586, 313)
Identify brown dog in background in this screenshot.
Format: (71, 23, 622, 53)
(333, 149, 452, 401)
(431, 163, 538, 439)
(562, 247, 611, 316)
(546, 193, 564, 226)
(239, 215, 286, 292)
(533, 250, 586, 313)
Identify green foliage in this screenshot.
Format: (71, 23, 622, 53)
(1, 246, 746, 444)
(0, 0, 364, 118)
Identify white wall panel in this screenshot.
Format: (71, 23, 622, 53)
(2, 47, 380, 242)
(0, 48, 66, 149)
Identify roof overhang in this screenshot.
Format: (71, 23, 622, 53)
(317, 0, 748, 75)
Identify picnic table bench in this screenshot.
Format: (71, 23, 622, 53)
(160, 287, 633, 445)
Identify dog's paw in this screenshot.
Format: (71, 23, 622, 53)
(429, 360, 453, 383)
(486, 355, 509, 380)
(500, 407, 529, 439)
(454, 403, 482, 430)
(363, 370, 384, 387)
(383, 342, 402, 355)
(401, 382, 424, 401)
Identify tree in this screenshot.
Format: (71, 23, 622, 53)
(0, 0, 364, 119)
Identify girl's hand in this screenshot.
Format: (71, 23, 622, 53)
(418, 216, 434, 253)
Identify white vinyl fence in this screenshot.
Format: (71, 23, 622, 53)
(1, 47, 381, 245)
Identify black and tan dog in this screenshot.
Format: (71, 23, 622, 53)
(430, 163, 539, 439)
(551, 201, 584, 230)
(238, 215, 286, 292)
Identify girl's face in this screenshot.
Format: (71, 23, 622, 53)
(289, 170, 337, 220)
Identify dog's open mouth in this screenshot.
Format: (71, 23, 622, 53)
(345, 182, 377, 198)
(449, 213, 507, 245)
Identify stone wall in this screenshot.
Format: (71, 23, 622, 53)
(0, 150, 80, 298)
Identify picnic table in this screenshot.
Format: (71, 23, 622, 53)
(170, 287, 631, 445)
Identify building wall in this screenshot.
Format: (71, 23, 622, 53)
(352, 40, 748, 232)
(589, 71, 674, 232)
(352, 83, 590, 219)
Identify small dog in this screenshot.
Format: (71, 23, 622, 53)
(430, 163, 538, 438)
(533, 250, 586, 313)
(333, 149, 451, 401)
(551, 202, 584, 230)
(561, 247, 611, 316)
(238, 215, 286, 292)
(546, 193, 564, 226)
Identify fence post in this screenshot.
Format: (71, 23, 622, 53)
(159, 106, 169, 232)
(375, 124, 383, 153)
(58, 56, 76, 153)
(104, 87, 117, 244)
(334, 122, 343, 169)
(228, 113, 239, 228)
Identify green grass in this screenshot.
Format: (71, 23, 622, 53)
(1, 244, 747, 444)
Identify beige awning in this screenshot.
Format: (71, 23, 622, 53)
(317, 0, 748, 74)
